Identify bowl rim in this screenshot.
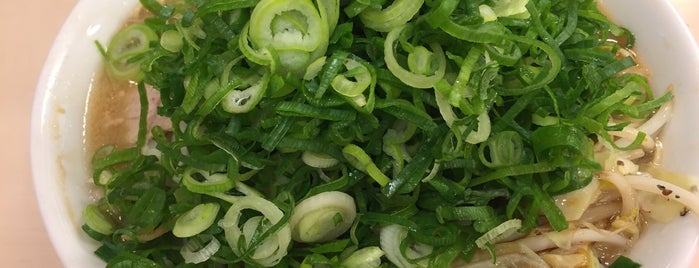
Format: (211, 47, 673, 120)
(30, 0, 140, 266)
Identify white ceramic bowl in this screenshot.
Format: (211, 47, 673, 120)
(30, 0, 699, 266)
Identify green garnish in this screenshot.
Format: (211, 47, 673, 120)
(609, 255, 642, 268)
(84, 0, 672, 266)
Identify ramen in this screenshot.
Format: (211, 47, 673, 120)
(81, 0, 696, 267)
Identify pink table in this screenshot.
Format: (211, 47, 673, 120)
(0, 0, 696, 266)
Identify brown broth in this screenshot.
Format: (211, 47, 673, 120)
(84, 5, 152, 156)
(84, 72, 141, 156)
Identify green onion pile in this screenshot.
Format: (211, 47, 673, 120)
(82, 0, 672, 266)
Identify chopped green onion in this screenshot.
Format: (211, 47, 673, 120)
(359, 0, 424, 32)
(180, 234, 221, 264)
(182, 168, 236, 194)
(219, 195, 292, 267)
(342, 144, 391, 186)
(160, 30, 183, 53)
(82, 204, 115, 235)
(106, 252, 160, 268)
(289, 191, 357, 243)
(609, 255, 641, 268)
(105, 23, 157, 80)
(331, 58, 372, 97)
(221, 70, 270, 114)
(173, 203, 221, 238)
(84, 0, 675, 266)
(302, 151, 340, 168)
(383, 24, 446, 89)
(380, 224, 432, 268)
(247, 0, 331, 74)
(489, 0, 530, 18)
(341, 246, 385, 268)
(475, 219, 522, 249)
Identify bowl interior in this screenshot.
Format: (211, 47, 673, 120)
(599, 0, 699, 266)
(31, 0, 139, 266)
(30, 0, 699, 266)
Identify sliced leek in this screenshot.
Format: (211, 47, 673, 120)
(182, 168, 235, 194)
(180, 234, 221, 264)
(384, 24, 446, 89)
(221, 71, 270, 114)
(359, 0, 424, 32)
(84, 0, 673, 266)
(380, 224, 431, 268)
(341, 246, 385, 268)
(105, 23, 157, 80)
(435, 89, 492, 144)
(289, 191, 357, 243)
(173, 203, 221, 238)
(331, 58, 372, 97)
(302, 151, 340, 168)
(475, 219, 522, 249)
(83, 204, 115, 235)
(342, 144, 391, 186)
(219, 195, 292, 267)
(246, 0, 333, 75)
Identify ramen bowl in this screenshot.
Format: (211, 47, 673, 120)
(30, 0, 699, 266)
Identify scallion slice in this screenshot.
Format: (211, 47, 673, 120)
(182, 168, 235, 194)
(180, 234, 221, 264)
(173, 203, 221, 238)
(219, 195, 292, 267)
(289, 191, 357, 243)
(105, 23, 157, 80)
